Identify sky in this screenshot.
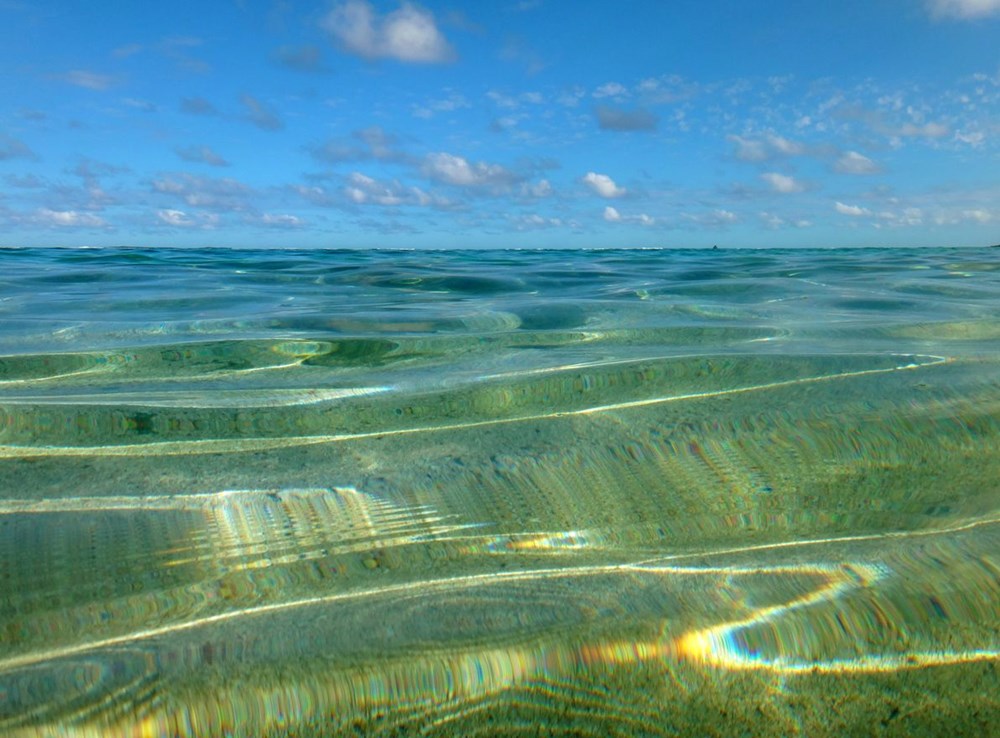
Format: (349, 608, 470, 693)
(1, 0, 999, 249)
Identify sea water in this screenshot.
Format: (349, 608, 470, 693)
(0, 247, 998, 736)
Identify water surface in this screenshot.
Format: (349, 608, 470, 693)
(1, 247, 998, 736)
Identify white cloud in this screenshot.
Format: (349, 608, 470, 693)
(259, 213, 305, 227)
(321, 1, 454, 63)
(834, 151, 881, 174)
(152, 173, 253, 211)
(834, 201, 871, 217)
(582, 172, 626, 198)
(157, 209, 193, 226)
(521, 179, 553, 198)
(513, 213, 564, 230)
(593, 82, 629, 99)
(345, 171, 451, 207)
(422, 152, 516, 187)
(728, 135, 768, 162)
(35, 209, 106, 227)
(412, 92, 469, 119)
(760, 172, 805, 193)
(927, 0, 1000, 19)
(729, 133, 806, 162)
(603, 205, 655, 225)
(683, 210, 738, 227)
(954, 130, 986, 147)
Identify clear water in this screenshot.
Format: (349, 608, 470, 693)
(1, 247, 998, 736)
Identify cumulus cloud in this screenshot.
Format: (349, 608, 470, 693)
(240, 94, 283, 131)
(520, 179, 553, 198)
(422, 152, 517, 187)
(345, 172, 452, 208)
(927, 0, 1000, 19)
(33, 209, 107, 227)
(834, 201, 871, 217)
(729, 133, 806, 162)
(834, 151, 881, 174)
(583, 172, 626, 198)
(593, 82, 629, 99)
(760, 172, 805, 194)
(595, 105, 658, 132)
(152, 173, 254, 211)
(157, 208, 193, 226)
(603, 206, 621, 222)
(321, 0, 455, 63)
(175, 145, 228, 167)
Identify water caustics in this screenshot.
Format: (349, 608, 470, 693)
(1, 247, 999, 736)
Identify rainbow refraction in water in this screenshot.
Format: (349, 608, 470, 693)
(0, 246, 998, 736)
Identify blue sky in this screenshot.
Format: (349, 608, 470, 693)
(1, 0, 998, 248)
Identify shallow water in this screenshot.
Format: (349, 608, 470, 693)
(1, 247, 998, 736)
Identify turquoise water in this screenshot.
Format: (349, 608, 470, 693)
(1, 247, 998, 736)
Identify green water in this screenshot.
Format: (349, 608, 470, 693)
(1, 248, 998, 736)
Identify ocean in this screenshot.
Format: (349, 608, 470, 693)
(1, 246, 998, 736)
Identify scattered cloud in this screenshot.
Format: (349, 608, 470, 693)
(321, 0, 455, 63)
(272, 45, 328, 73)
(240, 94, 284, 131)
(834, 201, 871, 217)
(582, 172, 626, 198)
(175, 145, 229, 167)
(412, 91, 469, 119)
(760, 172, 806, 194)
(60, 70, 114, 91)
(520, 179, 553, 198)
(834, 151, 881, 174)
(152, 173, 254, 211)
(759, 211, 812, 229)
(309, 126, 409, 164)
(683, 209, 739, 227)
(421, 152, 518, 187)
(34, 208, 107, 227)
(603, 206, 654, 225)
(122, 97, 157, 113)
(927, 0, 1000, 19)
(511, 213, 565, 230)
(255, 213, 307, 228)
(0, 134, 36, 161)
(179, 96, 219, 116)
(344, 171, 451, 207)
(728, 133, 806, 162)
(593, 82, 629, 99)
(595, 105, 658, 132)
(157, 208, 194, 226)
(896, 121, 950, 138)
